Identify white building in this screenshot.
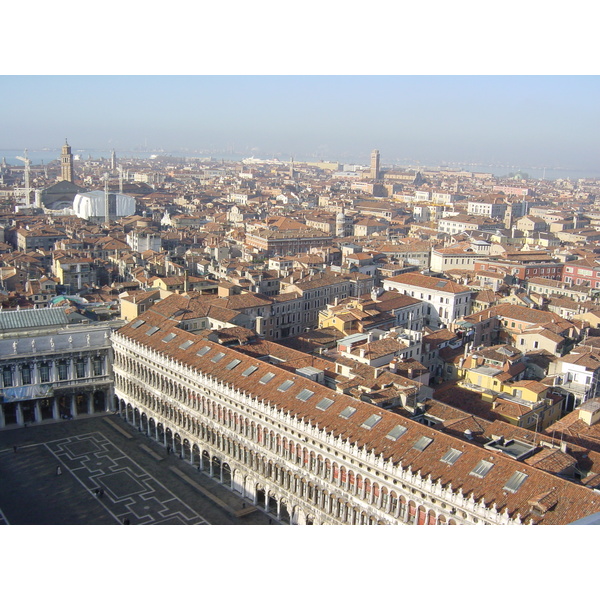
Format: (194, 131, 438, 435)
(382, 272, 473, 328)
(412, 204, 445, 223)
(110, 300, 600, 525)
(438, 215, 497, 236)
(127, 229, 162, 253)
(549, 349, 600, 412)
(467, 199, 507, 219)
(0, 307, 117, 428)
(430, 247, 486, 273)
(73, 191, 136, 221)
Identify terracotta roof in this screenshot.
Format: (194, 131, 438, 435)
(385, 272, 471, 294)
(115, 299, 600, 524)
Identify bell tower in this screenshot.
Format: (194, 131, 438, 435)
(61, 139, 74, 183)
(370, 149, 380, 180)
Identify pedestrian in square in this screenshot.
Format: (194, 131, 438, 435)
(56, 466, 62, 476)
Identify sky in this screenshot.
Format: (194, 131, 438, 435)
(1, 75, 599, 171)
(2, 4, 599, 172)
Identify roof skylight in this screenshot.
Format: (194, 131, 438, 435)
(316, 398, 334, 411)
(259, 372, 275, 384)
(278, 380, 295, 392)
(296, 389, 314, 402)
(440, 448, 462, 465)
(386, 425, 408, 441)
(503, 471, 528, 493)
(413, 436, 433, 451)
(339, 406, 357, 419)
(362, 414, 382, 430)
(470, 460, 494, 478)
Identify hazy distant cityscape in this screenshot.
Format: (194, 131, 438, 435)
(2, 148, 598, 182)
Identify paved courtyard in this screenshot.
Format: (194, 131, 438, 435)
(0, 414, 275, 526)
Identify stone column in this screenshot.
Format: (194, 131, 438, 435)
(70, 395, 78, 418)
(0, 404, 5, 428)
(16, 402, 24, 426)
(34, 400, 42, 423)
(88, 394, 94, 415)
(52, 398, 60, 420)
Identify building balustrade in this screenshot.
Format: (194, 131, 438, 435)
(113, 333, 508, 524)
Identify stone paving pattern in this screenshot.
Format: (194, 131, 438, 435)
(0, 414, 275, 526)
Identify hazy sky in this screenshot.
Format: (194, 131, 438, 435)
(1, 75, 599, 168)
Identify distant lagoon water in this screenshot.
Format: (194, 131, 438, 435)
(1, 149, 599, 182)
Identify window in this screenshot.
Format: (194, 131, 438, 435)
(179, 340, 194, 350)
(225, 359, 241, 370)
(75, 360, 86, 378)
(20, 365, 32, 385)
(339, 406, 357, 419)
(131, 319, 145, 329)
(413, 436, 433, 451)
(278, 380, 295, 392)
(503, 471, 528, 493)
(40, 363, 50, 383)
(162, 333, 176, 343)
(362, 414, 382, 430)
(211, 352, 226, 363)
(196, 346, 211, 357)
(242, 366, 258, 377)
(58, 362, 69, 380)
(316, 397, 334, 411)
(3, 368, 13, 387)
(296, 389, 314, 402)
(441, 448, 462, 465)
(146, 326, 160, 336)
(386, 425, 407, 441)
(470, 460, 494, 478)
(259, 372, 275, 385)
(93, 358, 103, 376)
